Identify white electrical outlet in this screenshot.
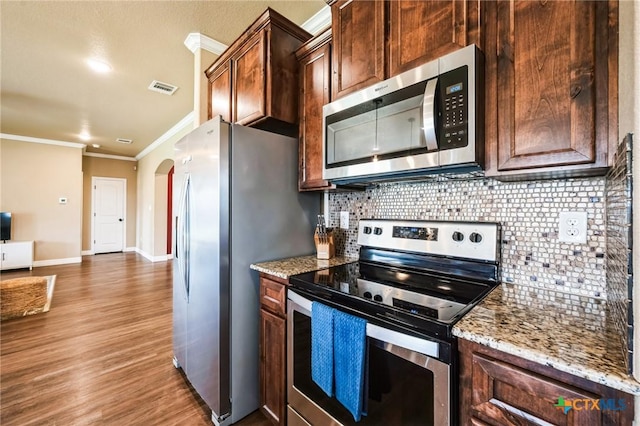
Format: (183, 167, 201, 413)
(558, 211, 587, 244)
(339, 211, 350, 229)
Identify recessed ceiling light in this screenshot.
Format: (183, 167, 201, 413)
(92, 144, 101, 148)
(79, 131, 91, 141)
(87, 58, 112, 73)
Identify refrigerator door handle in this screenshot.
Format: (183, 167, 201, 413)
(177, 174, 191, 301)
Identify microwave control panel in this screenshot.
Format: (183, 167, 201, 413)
(439, 66, 468, 150)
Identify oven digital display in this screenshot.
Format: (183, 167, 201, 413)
(392, 226, 438, 241)
(393, 298, 439, 319)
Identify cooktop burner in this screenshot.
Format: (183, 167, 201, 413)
(289, 219, 500, 339)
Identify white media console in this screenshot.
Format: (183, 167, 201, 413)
(0, 241, 34, 271)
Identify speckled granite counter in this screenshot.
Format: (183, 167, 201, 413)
(250, 255, 358, 280)
(453, 284, 640, 395)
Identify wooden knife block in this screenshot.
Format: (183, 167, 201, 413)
(314, 229, 335, 260)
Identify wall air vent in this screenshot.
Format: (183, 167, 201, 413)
(148, 80, 178, 95)
(116, 138, 133, 145)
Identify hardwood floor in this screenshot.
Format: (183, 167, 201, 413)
(0, 253, 270, 426)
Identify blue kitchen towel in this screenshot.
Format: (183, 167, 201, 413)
(311, 301, 335, 397)
(334, 309, 367, 422)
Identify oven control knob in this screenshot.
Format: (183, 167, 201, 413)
(452, 231, 464, 242)
(363, 226, 372, 234)
(373, 227, 383, 235)
(363, 291, 372, 299)
(373, 294, 383, 302)
(470, 232, 483, 243)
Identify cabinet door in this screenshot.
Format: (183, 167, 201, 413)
(233, 30, 267, 125)
(331, 0, 385, 99)
(260, 308, 286, 426)
(388, 0, 481, 77)
(208, 61, 232, 122)
(298, 40, 333, 191)
(485, 0, 615, 175)
(0, 241, 33, 270)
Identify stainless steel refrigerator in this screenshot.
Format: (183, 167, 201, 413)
(172, 116, 318, 425)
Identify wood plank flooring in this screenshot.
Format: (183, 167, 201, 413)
(0, 253, 270, 426)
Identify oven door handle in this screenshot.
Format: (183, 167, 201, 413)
(288, 290, 439, 359)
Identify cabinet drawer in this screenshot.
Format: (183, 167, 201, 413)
(469, 352, 599, 425)
(459, 339, 634, 426)
(260, 277, 286, 317)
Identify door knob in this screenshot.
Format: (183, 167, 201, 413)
(119, 218, 124, 222)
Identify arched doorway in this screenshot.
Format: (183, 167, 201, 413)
(154, 159, 175, 259)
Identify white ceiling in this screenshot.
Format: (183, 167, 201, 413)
(0, 0, 326, 158)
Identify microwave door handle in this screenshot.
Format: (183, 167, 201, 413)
(422, 78, 439, 151)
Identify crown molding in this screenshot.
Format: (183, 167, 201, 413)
(184, 33, 228, 55)
(301, 5, 331, 35)
(136, 111, 195, 160)
(83, 152, 137, 162)
(0, 133, 86, 149)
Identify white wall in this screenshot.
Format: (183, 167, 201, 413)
(0, 138, 83, 265)
(153, 173, 169, 256)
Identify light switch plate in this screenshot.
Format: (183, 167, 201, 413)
(339, 211, 349, 229)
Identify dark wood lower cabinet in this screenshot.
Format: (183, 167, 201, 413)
(459, 339, 634, 425)
(260, 308, 286, 425)
(259, 274, 288, 426)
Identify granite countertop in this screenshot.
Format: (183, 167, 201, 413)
(250, 255, 358, 279)
(253, 255, 640, 394)
(453, 284, 640, 395)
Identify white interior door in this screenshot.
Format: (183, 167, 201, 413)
(92, 177, 126, 254)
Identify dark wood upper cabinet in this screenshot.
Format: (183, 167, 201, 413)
(233, 31, 267, 126)
(329, 0, 480, 99)
(208, 61, 232, 123)
(484, 0, 618, 178)
(303, 1, 617, 184)
(330, 0, 385, 99)
(205, 8, 311, 136)
(296, 28, 335, 191)
(388, 0, 481, 76)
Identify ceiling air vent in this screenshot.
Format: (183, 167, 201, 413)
(148, 80, 178, 95)
(116, 138, 133, 145)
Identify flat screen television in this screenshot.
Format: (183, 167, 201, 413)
(1, 212, 11, 242)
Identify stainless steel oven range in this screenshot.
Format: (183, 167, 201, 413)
(287, 219, 500, 425)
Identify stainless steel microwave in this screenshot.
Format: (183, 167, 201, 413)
(322, 44, 484, 184)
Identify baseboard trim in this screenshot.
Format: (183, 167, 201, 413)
(81, 250, 94, 256)
(124, 246, 137, 252)
(134, 248, 171, 263)
(33, 257, 82, 267)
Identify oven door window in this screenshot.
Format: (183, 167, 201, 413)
(292, 310, 435, 425)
